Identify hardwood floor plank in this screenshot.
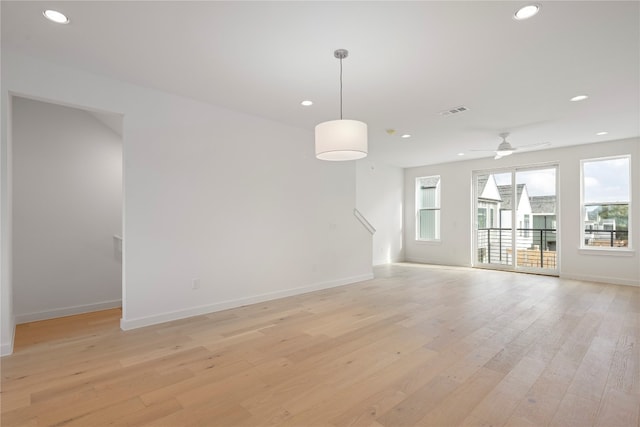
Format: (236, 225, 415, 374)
(376, 374, 461, 427)
(107, 398, 183, 427)
(461, 356, 547, 426)
(2, 263, 639, 427)
(413, 367, 504, 426)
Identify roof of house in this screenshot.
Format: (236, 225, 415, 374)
(477, 175, 502, 201)
(477, 176, 488, 194)
(530, 195, 556, 214)
(496, 184, 525, 210)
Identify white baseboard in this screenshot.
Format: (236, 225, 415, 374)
(403, 257, 471, 268)
(15, 300, 122, 324)
(1, 341, 13, 357)
(1, 322, 15, 357)
(121, 273, 374, 331)
(560, 273, 639, 287)
(405, 259, 638, 286)
(404, 256, 435, 264)
(372, 257, 405, 267)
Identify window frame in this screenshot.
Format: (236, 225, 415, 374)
(415, 175, 441, 242)
(580, 155, 632, 251)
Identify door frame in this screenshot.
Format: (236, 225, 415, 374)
(472, 162, 560, 275)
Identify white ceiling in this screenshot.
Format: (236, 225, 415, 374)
(2, 1, 639, 167)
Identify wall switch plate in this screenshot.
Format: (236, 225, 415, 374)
(192, 278, 200, 290)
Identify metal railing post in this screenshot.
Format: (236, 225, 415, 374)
(540, 229, 544, 267)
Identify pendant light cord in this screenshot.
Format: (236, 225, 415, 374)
(339, 56, 343, 120)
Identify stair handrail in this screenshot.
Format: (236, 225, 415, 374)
(353, 209, 376, 235)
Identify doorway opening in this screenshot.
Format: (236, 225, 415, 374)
(473, 165, 558, 275)
(11, 96, 123, 346)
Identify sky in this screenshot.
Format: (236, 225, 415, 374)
(490, 157, 629, 201)
(583, 157, 630, 203)
(493, 168, 556, 196)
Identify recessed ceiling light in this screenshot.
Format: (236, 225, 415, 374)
(570, 95, 589, 102)
(401, 134, 411, 139)
(596, 131, 608, 136)
(514, 4, 540, 20)
(457, 152, 465, 156)
(300, 100, 313, 107)
(43, 9, 69, 24)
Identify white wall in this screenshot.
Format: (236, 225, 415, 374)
(404, 138, 640, 286)
(356, 158, 404, 265)
(12, 97, 123, 323)
(1, 50, 372, 353)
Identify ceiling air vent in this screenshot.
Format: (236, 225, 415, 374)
(439, 106, 469, 116)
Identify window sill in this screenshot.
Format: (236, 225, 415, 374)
(415, 239, 442, 245)
(578, 247, 635, 257)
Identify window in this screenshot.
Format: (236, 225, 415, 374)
(478, 208, 487, 229)
(581, 156, 631, 249)
(524, 214, 530, 237)
(416, 175, 440, 240)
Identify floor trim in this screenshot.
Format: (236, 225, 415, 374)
(120, 274, 374, 330)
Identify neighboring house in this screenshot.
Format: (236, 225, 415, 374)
(497, 184, 533, 249)
(585, 208, 616, 231)
(476, 175, 501, 229)
(477, 176, 533, 262)
(584, 207, 622, 245)
(530, 195, 557, 250)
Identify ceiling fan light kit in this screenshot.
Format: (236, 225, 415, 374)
(495, 133, 515, 156)
(315, 49, 368, 161)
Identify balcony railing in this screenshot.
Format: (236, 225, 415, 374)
(584, 229, 628, 248)
(477, 228, 557, 269)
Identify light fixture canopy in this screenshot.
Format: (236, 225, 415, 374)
(315, 49, 368, 161)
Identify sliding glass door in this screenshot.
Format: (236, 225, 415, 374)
(474, 165, 558, 274)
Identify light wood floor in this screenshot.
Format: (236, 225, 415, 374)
(2, 263, 639, 426)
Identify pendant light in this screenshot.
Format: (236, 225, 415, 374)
(315, 49, 368, 161)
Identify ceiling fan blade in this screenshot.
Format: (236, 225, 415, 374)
(517, 142, 551, 150)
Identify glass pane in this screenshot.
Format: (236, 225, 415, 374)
(420, 187, 437, 208)
(476, 173, 512, 266)
(417, 176, 440, 209)
(419, 209, 440, 240)
(584, 204, 629, 247)
(478, 208, 487, 229)
(516, 168, 557, 270)
(584, 158, 630, 203)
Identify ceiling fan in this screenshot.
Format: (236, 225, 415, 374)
(474, 132, 550, 159)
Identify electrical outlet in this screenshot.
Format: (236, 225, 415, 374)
(192, 278, 200, 290)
